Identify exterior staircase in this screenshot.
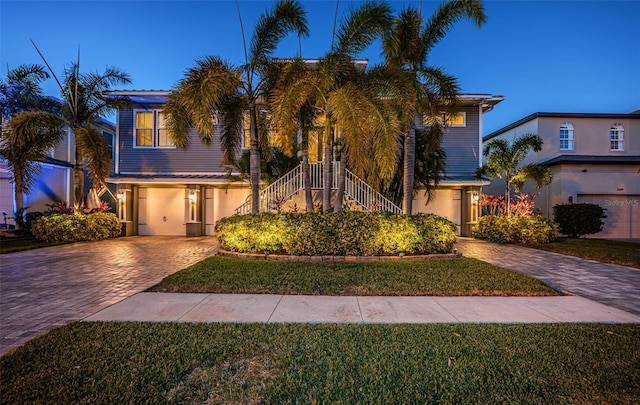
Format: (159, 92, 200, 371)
(234, 161, 402, 214)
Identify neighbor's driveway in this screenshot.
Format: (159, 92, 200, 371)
(455, 237, 640, 316)
(0, 236, 218, 356)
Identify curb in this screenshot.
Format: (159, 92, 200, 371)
(217, 249, 463, 261)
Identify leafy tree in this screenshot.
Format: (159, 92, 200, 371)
(270, 1, 395, 212)
(0, 65, 66, 229)
(382, 0, 486, 213)
(481, 133, 553, 215)
(163, 0, 309, 214)
(32, 42, 132, 207)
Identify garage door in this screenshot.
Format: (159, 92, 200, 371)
(138, 188, 186, 236)
(578, 194, 640, 239)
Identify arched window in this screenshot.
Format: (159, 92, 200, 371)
(559, 122, 574, 150)
(610, 123, 625, 151)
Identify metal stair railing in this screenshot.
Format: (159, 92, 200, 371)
(235, 161, 401, 214)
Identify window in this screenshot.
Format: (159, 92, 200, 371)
(559, 122, 574, 150)
(610, 123, 624, 151)
(134, 110, 175, 148)
(433, 112, 466, 127)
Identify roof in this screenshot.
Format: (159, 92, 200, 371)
(485, 111, 640, 141)
(540, 155, 640, 166)
(106, 90, 504, 112)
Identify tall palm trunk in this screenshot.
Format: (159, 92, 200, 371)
(322, 115, 333, 212)
(249, 105, 260, 213)
(333, 144, 346, 212)
(13, 169, 25, 230)
(402, 126, 416, 214)
(302, 149, 313, 212)
(74, 143, 84, 210)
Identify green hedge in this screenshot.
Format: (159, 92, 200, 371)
(215, 211, 457, 255)
(553, 203, 607, 238)
(472, 215, 556, 244)
(31, 212, 121, 243)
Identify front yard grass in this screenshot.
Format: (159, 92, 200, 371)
(151, 256, 558, 296)
(2, 322, 639, 404)
(528, 238, 640, 269)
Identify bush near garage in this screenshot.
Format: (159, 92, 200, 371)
(215, 211, 457, 256)
(472, 214, 555, 244)
(553, 203, 607, 238)
(30, 212, 121, 243)
(472, 193, 556, 244)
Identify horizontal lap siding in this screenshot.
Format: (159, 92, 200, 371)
(441, 107, 480, 177)
(118, 107, 229, 174)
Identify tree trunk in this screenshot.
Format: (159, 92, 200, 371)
(505, 181, 511, 216)
(322, 116, 333, 212)
(333, 147, 346, 212)
(402, 126, 416, 214)
(302, 149, 313, 212)
(13, 169, 24, 231)
(74, 145, 84, 212)
(249, 106, 261, 214)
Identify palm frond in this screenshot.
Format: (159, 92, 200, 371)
(249, 0, 309, 71)
(422, 0, 486, 56)
(219, 92, 247, 165)
(75, 126, 112, 189)
(334, 0, 393, 57)
(382, 7, 424, 69)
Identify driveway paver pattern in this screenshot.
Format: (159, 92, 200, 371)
(0, 236, 218, 356)
(455, 237, 640, 316)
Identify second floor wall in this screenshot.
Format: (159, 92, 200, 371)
(483, 112, 640, 166)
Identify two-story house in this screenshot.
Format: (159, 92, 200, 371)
(107, 90, 503, 237)
(0, 118, 115, 225)
(483, 111, 640, 239)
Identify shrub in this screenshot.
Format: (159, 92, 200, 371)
(31, 212, 121, 243)
(553, 203, 607, 238)
(472, 215, 555, 244)
(24, 211, 45, 231)
(215, 211, 457, 255)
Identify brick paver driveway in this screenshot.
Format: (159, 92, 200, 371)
(456, 237, 640, 317)
(0, 236, 218, 356)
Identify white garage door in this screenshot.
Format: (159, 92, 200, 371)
(138, 188, 186, 236)
(578, 194, 640, 239)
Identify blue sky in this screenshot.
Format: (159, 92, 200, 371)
(2, 0, 639, 135)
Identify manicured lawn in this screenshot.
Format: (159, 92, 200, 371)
(1, 322, 639, 404)
(0, 237, 66, 254)
(528, 238, 640, 269)
(151, 256, 558, 296)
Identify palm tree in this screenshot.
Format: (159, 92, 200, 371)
(163, 0, 309, 214)
(481, 133, 553, 215)
(0, 65, 66, 229)
(32, 42, 132, 207)
(270, 1, 395, 212)
(382, 0, 487, 214)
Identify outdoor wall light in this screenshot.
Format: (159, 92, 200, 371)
(116, 192, 126, 201)
(188, 191, 197, 203)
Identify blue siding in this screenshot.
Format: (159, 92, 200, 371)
(441, 106, 481, 176)
(117, 105, 232, 174)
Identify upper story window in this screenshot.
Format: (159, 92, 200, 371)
(610, 123, 624, 151)
(134, 110, 175, 148)
(434, 112, 466, 127)
(559, 122, 574, 150)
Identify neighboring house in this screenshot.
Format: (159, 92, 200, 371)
(483, 111, 640, 239)
(106, 90, 503, 237)
(0, 119, 116, 225)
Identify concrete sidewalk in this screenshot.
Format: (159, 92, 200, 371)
(85, 293, 640, 324)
